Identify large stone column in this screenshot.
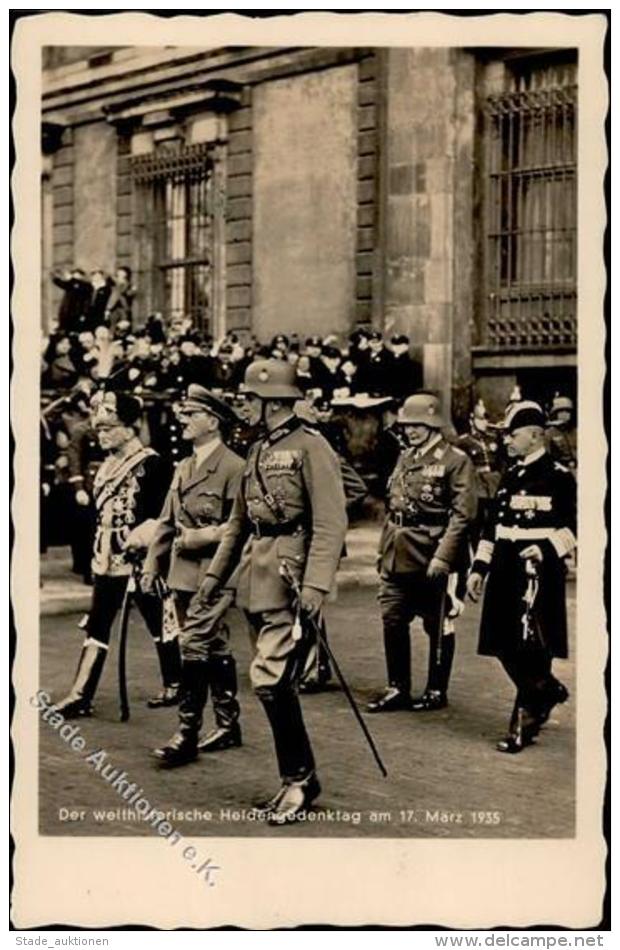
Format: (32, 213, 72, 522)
(381, 48, 475, 422)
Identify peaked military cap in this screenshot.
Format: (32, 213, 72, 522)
(504, 400, 546, 433)
(182, 384, 237, 422)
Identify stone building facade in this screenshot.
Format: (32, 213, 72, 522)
(41, 44, 577, 420)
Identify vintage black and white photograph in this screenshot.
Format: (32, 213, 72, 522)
(11, 10, 608, 930)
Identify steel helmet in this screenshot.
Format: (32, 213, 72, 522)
(243, 359, 302, 400)
(397, 392, 445, 429)
(550, 395, 574, 415)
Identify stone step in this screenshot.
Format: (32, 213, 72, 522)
(41, 552, 76, 579)
(40, 579, 92, 616)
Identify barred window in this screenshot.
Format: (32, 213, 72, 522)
(132, 143, 217, 330)
(483, 53, 577, 350)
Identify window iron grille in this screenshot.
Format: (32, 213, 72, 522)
(132, 142, 217, 331)
(483, 81, 577, 350)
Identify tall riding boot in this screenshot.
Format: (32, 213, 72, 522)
(197, 655, 242, 753)
(255, 685, 320, 824)
(497, 688, 540, 754)
(257, 685, 316, 781)
(412, 633, 455, 711)
(55, 639, 108, 718)
(367, 621, 412, 712)
(151, 660, 209, 768)
(147, 638, 182, 708)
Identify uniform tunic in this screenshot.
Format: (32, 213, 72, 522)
(455, 429, 503, 501)
(545, 424, 577, 474)
(379, 436, 477, 577)
(206, 417, 347, 689)
(145, 442, 244, 593)
(91, 440, 168, 577)
(144, 441, 244, 661)
(475, 449, 576, 659)
(86, 439, 169, 648)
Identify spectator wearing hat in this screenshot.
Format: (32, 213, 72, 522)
(388, 334, 422, 401)
(348, 328, 371, 371)
(313, 345, 346, 400)
(367, 392, 477, 714)
(41, 335, 79, 390)
(338, 356, 360, 396)
(294, 354, 317, 395)
(270, 334, 289, 357)
(545, 395, 577, 474)
(357, 330, 395, 396)
(53, 390, 181, 719)
(467, 401, 576, 753)
(196, 358, 347, 824)
(211, 342, 244, 390)
(145, 386, 246, 766)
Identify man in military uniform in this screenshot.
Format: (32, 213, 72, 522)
(367, 392, 477, 713)
(143, 385, 245, 767)
(456, 399, 504, 547)
(54, 391, 181, 718)
(545, 395, 577, 475)
(65, 387, 105, 583)
(467, 402, 576, 753)
(197, 359, 347, 824)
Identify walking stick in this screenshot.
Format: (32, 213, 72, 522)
(117, 565, 139, 722)
(279, 562, 388, 778)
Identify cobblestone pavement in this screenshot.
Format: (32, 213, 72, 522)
(37, 583, 575, 839)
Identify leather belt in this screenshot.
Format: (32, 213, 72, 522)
(389, 511, 448, 529)
(249, 517, 306, 539)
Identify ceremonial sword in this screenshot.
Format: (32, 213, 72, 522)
(279, 561, 388, 778)
(117, 561, 140, 722)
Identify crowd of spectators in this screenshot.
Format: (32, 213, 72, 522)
(41, 267, 577, 577)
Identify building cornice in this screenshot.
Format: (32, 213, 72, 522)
(42, 45, 374, 125)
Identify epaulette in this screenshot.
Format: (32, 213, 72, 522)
(450, 445, 467, 457)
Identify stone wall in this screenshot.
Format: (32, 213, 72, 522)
(252, 64, 358, 341)
(73, 121, 118, 274)
(225, 92, 253, 334)
(382, 48, 476, 422)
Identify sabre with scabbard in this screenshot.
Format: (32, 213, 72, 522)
(117, 552, 143, 722)
(433, 573, 449, 668)
(521, 557, 540, 644)
(279, 560, 388, 778)
(513, 557, 541, 745)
